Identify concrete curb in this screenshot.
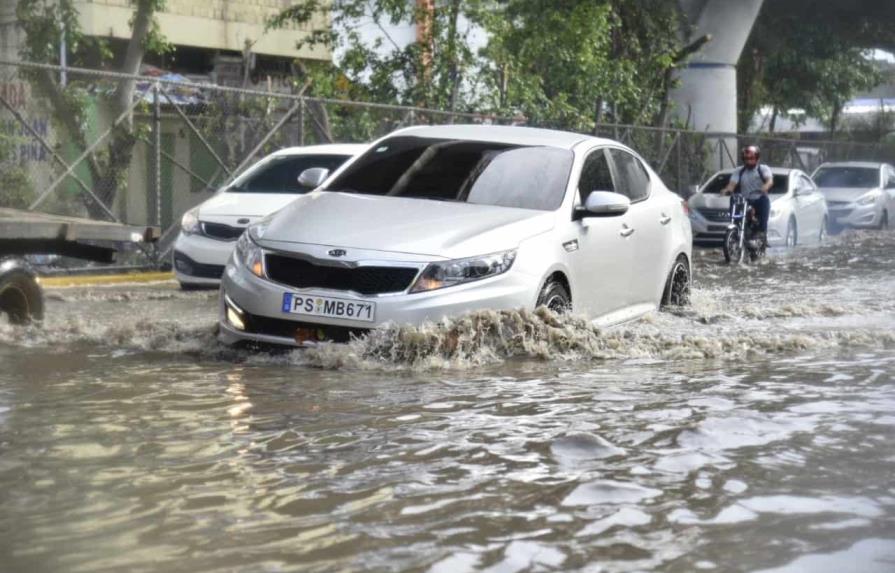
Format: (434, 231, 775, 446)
(39, 272, 175, 287)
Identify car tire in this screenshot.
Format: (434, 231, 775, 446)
(785, 218, 798, 247)
(661, 255, 691, 308)
(819, 216, 828, 243)
(0, 263, 44, 325)
(878, 210, 889, 230)
(536, 279, 571, 314)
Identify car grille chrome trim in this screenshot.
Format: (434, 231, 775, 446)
(265, 253, 421, 296)
(697, 208, 730, 223)
(201, 222, 245, 241)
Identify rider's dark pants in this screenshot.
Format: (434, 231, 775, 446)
(748, 194, 771, 233)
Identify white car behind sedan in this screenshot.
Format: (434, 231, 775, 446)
(173, 144, 366, 289)
(812, 162, 895, 230)
(219, 125, 692, 347)
(688, 167, 828, 247)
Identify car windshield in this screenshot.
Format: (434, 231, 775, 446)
(230, 154, 351, 194)
(701, 172, 789, 194)
(323, 136, 574, 211)
(813, 167, 879, 188)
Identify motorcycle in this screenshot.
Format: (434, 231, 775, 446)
(722, 191, 766, 264)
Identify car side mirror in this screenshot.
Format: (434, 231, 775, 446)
(298, 167, 330, 189)
(574, 191, 630, 220)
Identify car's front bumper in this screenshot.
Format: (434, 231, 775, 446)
(218, 259, 539, 347)
(827, 203, 880, 228)
(172, 232, 238, 285)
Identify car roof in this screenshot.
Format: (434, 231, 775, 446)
(386, 124, 599, 150)
(270, 143, 368, 157)
(815, 161, 884, 169)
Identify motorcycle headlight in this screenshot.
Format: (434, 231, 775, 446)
(234, 231, 264, 278)
(410, 250, 517, 293)
(180, 207, 201, 235)
(857, 192, 879, 206)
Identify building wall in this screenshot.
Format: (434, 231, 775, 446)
(74, 0, 330, 60)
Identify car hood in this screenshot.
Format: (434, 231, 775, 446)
(818, 187, 877, 203)
(688, 193, 785, 210)
(255, 191, 556, 258)
(199, 191, 300, 218)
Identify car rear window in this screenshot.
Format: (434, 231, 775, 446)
(324, 136, 573, 211)
(230, 154, 352, 194)
(813, 167, 879, 188)
(702, 172, 788, 194)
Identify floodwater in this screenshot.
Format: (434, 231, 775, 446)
(1, 230, 894, 573)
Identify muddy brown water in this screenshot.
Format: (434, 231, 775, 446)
(1, 230, 894, 572)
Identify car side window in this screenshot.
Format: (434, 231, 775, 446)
(608, 149, 650, 202)
(577, 148, 614, 204)
(886, 166, 895, 189)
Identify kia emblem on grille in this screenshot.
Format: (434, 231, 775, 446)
(328, 249, 347, 257)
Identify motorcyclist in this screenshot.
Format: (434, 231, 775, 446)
(722, 145, 773, 248)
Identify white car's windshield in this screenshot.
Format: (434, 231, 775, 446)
(324, 136, 573, 211)
(230, 154, 351, 194)
(813, 167, 879, 188)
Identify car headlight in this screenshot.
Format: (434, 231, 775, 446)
(234, 230, 264, 278)
(410, 250, 517, 293)
(856, 192, 879, 206)
(180, 207, 201, 235)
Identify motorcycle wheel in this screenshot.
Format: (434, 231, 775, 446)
(722, 228, 743, 264)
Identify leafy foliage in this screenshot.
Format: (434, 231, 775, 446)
(738, 0, 891, 136)
(270, 0, 682, 132)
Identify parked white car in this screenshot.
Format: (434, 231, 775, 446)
(173, 144, 367, 289)
(219, 125, 693, 347)
(812, 162, 895, 230)
(688, 167, 828, 247)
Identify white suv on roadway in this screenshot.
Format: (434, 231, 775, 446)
(812, 161, 895, 230)
(219, 125, 692, 347)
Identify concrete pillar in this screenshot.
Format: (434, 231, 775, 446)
(672, 0, 764, 167)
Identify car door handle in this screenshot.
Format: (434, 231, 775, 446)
(620, 225, 635, 237)
(659, 213, 672, 225)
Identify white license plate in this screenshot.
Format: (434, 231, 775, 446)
(281, 293, 376, 322)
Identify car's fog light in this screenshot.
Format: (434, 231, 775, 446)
(224, 295, 247, 331)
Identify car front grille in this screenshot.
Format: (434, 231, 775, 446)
(201, 222, 245, 241)
(173, 251, 225, 279)
(243, 311, 369, 343)
(697, 208, 730, 223)
(265, 254, 420, 295)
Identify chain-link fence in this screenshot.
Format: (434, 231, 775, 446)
(2, 59, 892, 269)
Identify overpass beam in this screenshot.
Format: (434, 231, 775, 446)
(672, 0, 765, 164)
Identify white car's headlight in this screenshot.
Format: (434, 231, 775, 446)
(180, 207, 201, 235)
(410, 250, 517, 293)
(234, 230, 264, 277)
(856, 192, 879, 206)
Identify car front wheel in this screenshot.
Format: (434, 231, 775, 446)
(661, 255, 691, 308)
(0, 262, 44, 325)
(536, 279, 571, 314)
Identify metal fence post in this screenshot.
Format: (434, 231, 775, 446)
(153, 81, 162, 268)
(298, 97, 305, 146)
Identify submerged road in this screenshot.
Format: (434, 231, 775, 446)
(1, 229, 894, 572)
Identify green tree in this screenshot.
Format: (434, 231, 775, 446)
(271, 0, 683, 134)
(738, 0, 891, 137)
(16, 0, 168, 218)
